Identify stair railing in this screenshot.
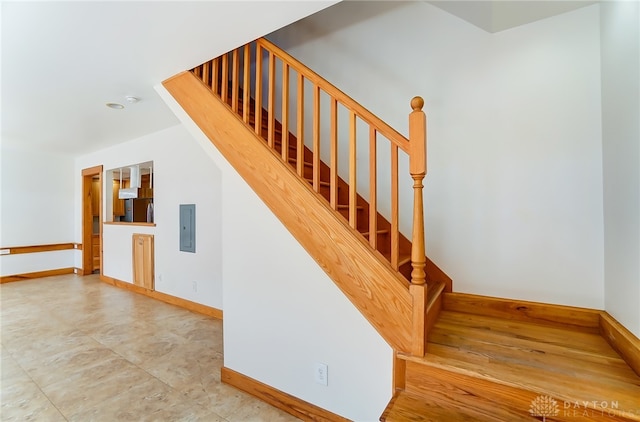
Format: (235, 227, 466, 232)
(192, 38, 428, 356)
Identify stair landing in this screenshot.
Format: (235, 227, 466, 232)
(384, 306, 640, 421)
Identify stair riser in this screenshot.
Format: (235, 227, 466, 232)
(404, 362, 636, 421)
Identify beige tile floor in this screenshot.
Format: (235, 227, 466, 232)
(0, 274, 300, 422)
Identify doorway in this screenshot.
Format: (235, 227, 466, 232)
(82, 165, 103, 275)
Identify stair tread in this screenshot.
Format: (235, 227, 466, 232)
(382, 253, 412, 267)
(337, 204, 364, 211)
(380, 391, 523, 422)
(400, 311, 640, 416)
(362, 229, 390, 236)
(304, 178, 331, 188)
(287, 157, 312, 167)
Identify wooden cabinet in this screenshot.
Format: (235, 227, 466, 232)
(139, 174, 153, 199)
(112, 180, 125, 217)
(91, 178, 100, 217)
(133, 233, 154, 290)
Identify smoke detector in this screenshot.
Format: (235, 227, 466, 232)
(125, 96, 140, 104)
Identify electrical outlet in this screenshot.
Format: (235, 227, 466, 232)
(314, 363, 328, 386)
(192, 281, 198, 292)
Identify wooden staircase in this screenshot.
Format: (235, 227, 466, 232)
(164, 38, 640, 421)
(190, 51, 443, 291)
(165, 37, 454, 356)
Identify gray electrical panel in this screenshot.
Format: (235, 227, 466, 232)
(179, 204, 196, 253)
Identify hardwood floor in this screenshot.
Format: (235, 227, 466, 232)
(0, 274, 299, 421)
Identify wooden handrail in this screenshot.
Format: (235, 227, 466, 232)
(189, 38, 430, 356)
(256, 38, 411, 153)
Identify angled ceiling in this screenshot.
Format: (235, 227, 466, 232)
(1, 1, 338, 155)
(428, 0, 598, 33)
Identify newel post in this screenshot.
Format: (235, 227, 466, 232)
(409, 96, 427, 357)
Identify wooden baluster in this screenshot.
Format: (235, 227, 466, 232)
(296, 74, 305, 178)
(369, 127, 378, 249)
(202, 62, 210, 86)
(349, 111, 357, 229)
(281, 63, 290, 162)
(221, 53, 229, 104)
(232, 49, 240, 113)
(255, 45, 263, 137)
(409, 96, 427, 357)
(194, 65, 202, 79)
(267, 52, 276, 149)
(212, 57, 220, 96)
(312, 85, 320, 192)
(330, 98, 338, 209)
(391, 143, 399, 270)
(243, 44, 250, 124)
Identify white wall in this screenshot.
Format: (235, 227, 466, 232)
(268, 1, 605, 309)
(74, 125, 223, 309)
(156, 84, 393, 422)
(601, 1, 640, 337)
(0, 143, 75, 275)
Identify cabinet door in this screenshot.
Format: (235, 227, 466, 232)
(132, 234, 154, 290)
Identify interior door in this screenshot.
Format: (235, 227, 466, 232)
(82, 165, 102, 275)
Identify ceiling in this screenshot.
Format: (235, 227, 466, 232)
(428, 0, 598, 33)
(2, 1, 597, 157)
(1, 1, 338, 155)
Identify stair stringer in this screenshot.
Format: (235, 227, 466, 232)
(163, 70, 414, 353)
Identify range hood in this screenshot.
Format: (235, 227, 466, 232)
(118, 187, 154, 199)
(118, 164, 153, 199)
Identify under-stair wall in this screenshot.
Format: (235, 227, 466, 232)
(156, 84, 395, 422)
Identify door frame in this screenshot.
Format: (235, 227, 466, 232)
(82, 165, 103, 275)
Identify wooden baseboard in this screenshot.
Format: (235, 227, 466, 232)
(442, 292, 602, 333)
(0, 267, 75, 284)
(221, 367, 350, 422)
(99, 275, 223, 319)
(600, 312, 640, 377)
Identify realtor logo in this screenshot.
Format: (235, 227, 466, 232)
(530, 395, 560, 421)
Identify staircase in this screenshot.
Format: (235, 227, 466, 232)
(163, 38, 640, 421)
